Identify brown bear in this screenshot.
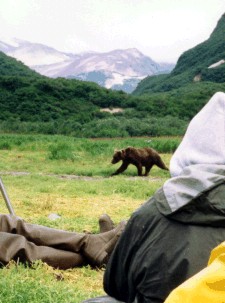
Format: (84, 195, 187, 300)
(111, 146, 169, 176)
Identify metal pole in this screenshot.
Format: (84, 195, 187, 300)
(0, 178, 15, 216)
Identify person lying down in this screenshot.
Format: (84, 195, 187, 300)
(0, 213, 125, 269)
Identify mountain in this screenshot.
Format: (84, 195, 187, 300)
(64, 49, 174, 93)
(133, 13, 225, 96)
(0, 38, 174, 93)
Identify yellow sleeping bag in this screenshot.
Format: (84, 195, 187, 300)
(165, 241, 225, 303)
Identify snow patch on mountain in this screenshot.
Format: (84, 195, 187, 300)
(8, 44, 73, 66)
(8, 48, 71, 66)
(34, 60, 74, 77)
(105, 72, 144, 89)
(0, 37, 75, 66)
(0, 37, 19, 48)
(0, 41, 12, 52)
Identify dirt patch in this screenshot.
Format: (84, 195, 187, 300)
(100, 107, 124, 114)
(0, 171, 30, 176)
(45, 173, 104, 181)
(0, 171, 163, 182)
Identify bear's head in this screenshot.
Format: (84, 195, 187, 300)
(111, 149, 126, 164)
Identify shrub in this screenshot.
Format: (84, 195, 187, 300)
(48, 143, 75, 161)
(0, 141, 12, 150)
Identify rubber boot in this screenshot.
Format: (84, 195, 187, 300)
(83, 220, 126, 267)
(99, 214, 115, 233)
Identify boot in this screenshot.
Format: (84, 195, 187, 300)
(83, 220, 126, 267)
(99, 214, 115, 233)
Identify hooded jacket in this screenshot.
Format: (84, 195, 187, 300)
(104, 92, 225, 303)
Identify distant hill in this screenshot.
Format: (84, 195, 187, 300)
(0, 38, 174, 93)
(133, 13, 225, 95)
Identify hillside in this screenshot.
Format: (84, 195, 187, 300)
(133, 13, 225, 95)
(0, 51, 130, 127)
(0, 51, 39, 78)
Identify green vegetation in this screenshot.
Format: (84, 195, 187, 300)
(0, 54, 189, 137)
(0, 134, 173, 302)
(133, 14, 225, 96)
(0, 261, 98, 303)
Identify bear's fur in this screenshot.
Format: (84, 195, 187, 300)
(111, 146, 169, 176)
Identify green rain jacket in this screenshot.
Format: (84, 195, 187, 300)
(104, 179, 225, 303)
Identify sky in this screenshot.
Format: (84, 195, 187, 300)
(0, 0, 225, 63)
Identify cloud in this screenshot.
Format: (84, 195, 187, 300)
(0, 0, 225, 62)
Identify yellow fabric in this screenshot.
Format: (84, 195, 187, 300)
(165, 241, 225, 303)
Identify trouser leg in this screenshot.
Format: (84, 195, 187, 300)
(0, 214, 126, 267)
(0, 232, 85, 269)
(0, 214, 87, 252)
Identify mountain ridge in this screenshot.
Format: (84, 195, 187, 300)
(0, 38, 174, 93)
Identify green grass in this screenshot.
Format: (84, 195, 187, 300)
(0, 134, 175, 302)
(0, 261, 103, 303)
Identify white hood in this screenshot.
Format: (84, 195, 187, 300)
(163, 92, 225, 212)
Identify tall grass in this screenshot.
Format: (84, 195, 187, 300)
(48, 143, 77, 161)
(0, 134, 181, 153)
(0, 134, 179, 176)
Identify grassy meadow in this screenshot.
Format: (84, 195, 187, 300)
(0, 134, 180, 303)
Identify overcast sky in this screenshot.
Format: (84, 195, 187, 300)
(0, 0, 225, 63)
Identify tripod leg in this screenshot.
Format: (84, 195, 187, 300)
(0, 178, 15, 216)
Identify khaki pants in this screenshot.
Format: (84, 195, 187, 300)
(0, 214, 122, 269)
